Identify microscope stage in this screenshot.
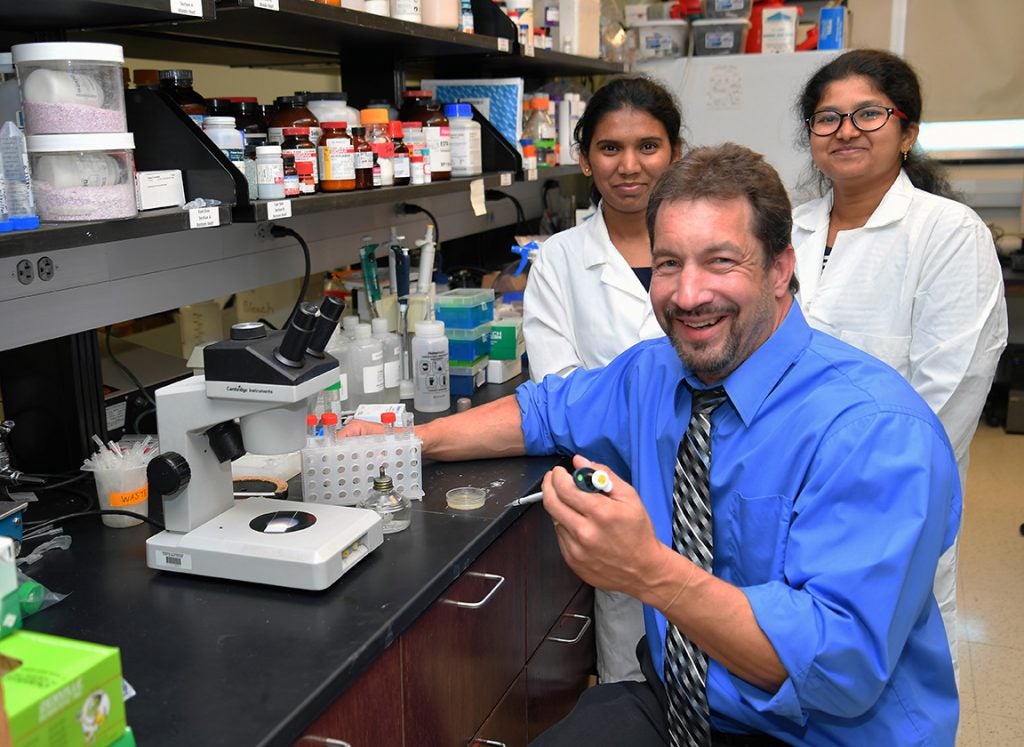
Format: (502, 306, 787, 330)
(146, 498, 384, 590)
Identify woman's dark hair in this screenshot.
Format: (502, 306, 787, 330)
(574, 76, 684, 205)
(797, 49, 955, 199)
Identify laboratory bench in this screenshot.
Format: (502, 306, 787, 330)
(17, 381, 595, 746)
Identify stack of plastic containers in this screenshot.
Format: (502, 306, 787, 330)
(434, 288, 495, 397)
(13, 42, 137, 222)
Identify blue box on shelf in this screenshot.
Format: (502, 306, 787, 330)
(451, 356, 489, 397)
(447, 322, 492, 365)
(435, 288, 495, 329)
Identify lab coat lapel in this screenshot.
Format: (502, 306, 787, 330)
(792, 194, 831, 303)
(580, 207, 652, 304)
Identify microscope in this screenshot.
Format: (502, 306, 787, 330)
(145, 298, 383, 591)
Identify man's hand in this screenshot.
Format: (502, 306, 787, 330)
(542, 454, 671, 597)
(337, 417, 385, 439)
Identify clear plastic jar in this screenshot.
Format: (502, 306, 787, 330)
(12, 42, 127, 135)
(27, 132, 137, 222)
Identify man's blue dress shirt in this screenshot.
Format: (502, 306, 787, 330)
(516, 303, 960, 745)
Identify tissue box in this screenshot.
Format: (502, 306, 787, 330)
(135, 169, 185, 211)
(0, 631, 126, 747)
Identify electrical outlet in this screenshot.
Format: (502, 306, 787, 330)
(15, 259, 33, 285)
(37, 256, 55, 281)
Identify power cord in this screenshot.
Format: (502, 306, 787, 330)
(269, 224, 312, 326)
(484, 189, 526, 230)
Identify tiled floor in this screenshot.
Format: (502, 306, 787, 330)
(955, 424, 1024, 745)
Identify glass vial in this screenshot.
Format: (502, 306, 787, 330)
(359, 465, 410, 534)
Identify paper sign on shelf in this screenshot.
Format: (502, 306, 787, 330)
(170, 0, 203, 17)
(189, 207, 220, 229)
(266, 200, 292, 220)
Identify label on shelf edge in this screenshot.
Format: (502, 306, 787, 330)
(497, 38, 510, 52)
(266, 200, 292, 220)
(189, 207, 221, 229)
(170, 0, 203, 17)
(523, 44, 535, 58)
(500, 172, 512, 186)
(254, 0, 280, 10)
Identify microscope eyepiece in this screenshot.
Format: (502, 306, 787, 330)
(307, 295, 345, 356)
(276, 302, 319, 367)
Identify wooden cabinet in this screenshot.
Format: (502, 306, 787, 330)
(296, 503, 595, 746)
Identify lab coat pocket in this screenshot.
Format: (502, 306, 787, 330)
(835, 330, 912, 378)
(718, 491, 792, 587)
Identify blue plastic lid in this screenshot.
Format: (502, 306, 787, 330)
(10, 214, 39, 230)
(0, 219, 12, 233)
(444, 103, 473, 119)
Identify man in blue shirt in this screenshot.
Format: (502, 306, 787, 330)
(343, 143, 960, 745)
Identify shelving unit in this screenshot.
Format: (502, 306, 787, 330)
(0, 0, 618, 352)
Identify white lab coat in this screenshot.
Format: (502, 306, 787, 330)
(523, 204, 664, 684)
(793, 170, 1008, 673)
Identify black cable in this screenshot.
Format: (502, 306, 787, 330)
(257, 317, 279, 330)
(269, 224, 312, 327)
(25, 509, 165, 531)
(484, 189, 527, 229)
(104, 326, 157, 409)
(132, 407, 155, 434)
(30, 472, 90, 492)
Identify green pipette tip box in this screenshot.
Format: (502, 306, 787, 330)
(0, 630, 126, 747)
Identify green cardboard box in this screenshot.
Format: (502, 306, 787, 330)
(0, 630, 126, 747)
(489, 317, 525, 361)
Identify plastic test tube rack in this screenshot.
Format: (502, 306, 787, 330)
(301, 430, 424, 507)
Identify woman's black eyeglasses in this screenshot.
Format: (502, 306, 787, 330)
(806, 106, 909, 137)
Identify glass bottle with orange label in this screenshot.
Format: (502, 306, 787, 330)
(318, 121, 355, 192)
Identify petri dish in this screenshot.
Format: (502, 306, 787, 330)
(446, 486, 487, 511)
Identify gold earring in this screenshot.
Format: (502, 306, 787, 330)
(582, 167, 591, 176)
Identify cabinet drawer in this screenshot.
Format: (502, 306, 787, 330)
(402, 523, 527, 745)
(295, 643, 403, 747)
(527, 584, 596, 741)
(524, 502, 585, 657)
(470, 670, 529, 747)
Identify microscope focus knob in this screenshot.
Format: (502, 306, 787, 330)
(147, 452, 191, 496)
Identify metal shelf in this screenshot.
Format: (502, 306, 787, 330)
(0, 206, 233, 260)
(0, 0, 216, 33)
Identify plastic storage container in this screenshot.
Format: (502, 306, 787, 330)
(692, 18, 750, 55)
(701, 0, 752, 19)
(304, 91, 361, 130)
(445, 103, 482, 177)
(633, 20, 689, 59)
(446, 323, 492, 365)
(27, 133, 137, 222)
(12, 42, 126, 135)
(434, 288, 495, 329)
(449, 356, 488, 397)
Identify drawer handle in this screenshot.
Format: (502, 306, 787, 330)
(297, 738, 352, 746)
(546, 613, 592, 644)
(471, 740, 507, 746)
(442, 572, 505, 609)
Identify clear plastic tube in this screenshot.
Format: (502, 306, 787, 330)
(0, 121, 39, 227)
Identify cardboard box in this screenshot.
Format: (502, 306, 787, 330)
(134, 169, 185, 211)
(817, 6, 847, 50)
(487, 356, 522, 384)
(0, 631, 126, 747)
(489, 318, 525, 360)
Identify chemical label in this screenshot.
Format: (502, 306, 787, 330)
(415, 352, 449, 392)
(362, 364, 385, 394)
(266, 200, 292, 219)
(254, 0, 280, 9)
(109, 484, 148, 507)
(170, 0, 203, 17)
(497, 38, 511, 52)
(189, 207, 220, 229)
(319, 138, 355, 181)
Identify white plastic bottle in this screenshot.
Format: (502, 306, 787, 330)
(204, 115, 245, 173)
(255, 144, 285, 200)
(371, 317, 402, 404)
(421, 0, 459, 28)
(351, 323, 386, 406)
(444, 103, 481, 177)
(412, 320, 450, 413)
(324, 331, 352, 413)
(391, 0, 421, 23)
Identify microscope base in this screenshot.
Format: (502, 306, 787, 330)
(146, 498, 384, 591)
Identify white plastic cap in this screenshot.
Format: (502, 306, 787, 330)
(12, 42, 125, 65)
(204, 116, 237, 128)
(370, 318, 389, 334)
(416, 320, 445, 338)
(354, 324, 372, 339)
(342, 316, 360, 331)
(256, 145, 281, 156)
(26, 132, 135, 152)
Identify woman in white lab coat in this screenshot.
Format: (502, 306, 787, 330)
(791, 49, 1008, 677)
(523, 76, 683, 683)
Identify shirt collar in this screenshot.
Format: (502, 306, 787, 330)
(792, 169, 914, 233)
(682, 301, 812, 427)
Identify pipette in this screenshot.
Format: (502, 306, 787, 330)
(415, 224, 435, 295)
(359, 236, 382, 318)
(505, 468, 614, 507)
